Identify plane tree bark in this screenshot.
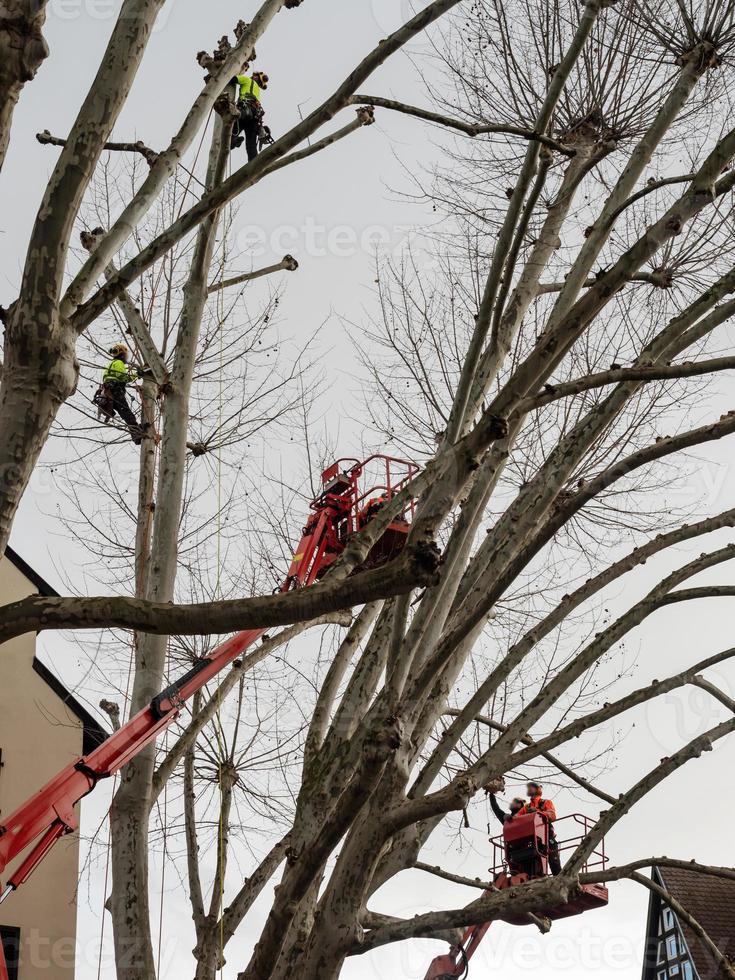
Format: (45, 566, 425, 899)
(223, 6, 735, 979)
(5, 2, 735, 979)
(0, 0, 48, 171)
(0, 0, 465, 559)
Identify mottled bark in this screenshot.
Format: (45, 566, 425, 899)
(109, 116, 231, 980)
(0, 0, 166, 556)
(0, 0, 49, 171)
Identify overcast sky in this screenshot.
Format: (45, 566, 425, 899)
(2, 2, 734, 979)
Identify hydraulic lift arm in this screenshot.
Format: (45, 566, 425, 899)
(0, 454, 419, 980)
(0, 535, 328, 905)
(422, 885, 499, 980)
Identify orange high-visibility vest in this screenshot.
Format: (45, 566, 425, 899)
(520, 797, 556, 821)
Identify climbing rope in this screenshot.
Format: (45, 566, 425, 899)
(215, 151, 232, 980)
(156, 722, 170, 976)
(95, 640, 136, 980)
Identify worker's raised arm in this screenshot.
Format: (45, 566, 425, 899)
(488, 793, 509, 825)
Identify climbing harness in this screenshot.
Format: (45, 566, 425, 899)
(92, 383, 115, 421)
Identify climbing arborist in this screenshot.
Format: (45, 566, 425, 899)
(230, 69, 269, 161)
(520, 780, 562, 875)
(98, 344, 145, 445)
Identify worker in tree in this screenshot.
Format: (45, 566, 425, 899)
(99, 344, 145, 445)
(488, 792, 526, 825)
(230, 69, 269, 160)
(520, 780, 562, 875)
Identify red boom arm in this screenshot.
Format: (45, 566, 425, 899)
(0, 455, 418, 980)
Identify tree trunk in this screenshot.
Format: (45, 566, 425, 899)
(0, 1, 49, 171)
(109, 115, 231, 980)
(0, 0, 166, 555)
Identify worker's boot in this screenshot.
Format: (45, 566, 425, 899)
(231, 135, 244, 150)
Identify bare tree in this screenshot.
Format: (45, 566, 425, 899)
(43, 137, 323, 977)
(5, 2, 735, 980)
(0, 0, 462, 556)
(0, 1, 48, 170)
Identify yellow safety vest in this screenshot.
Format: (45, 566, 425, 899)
(103, 358, 134, 385)
(236, 76, 262, 102)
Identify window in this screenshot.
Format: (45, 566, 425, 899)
(0, 926, 20, 980)
(663, 908, 675, 931)
(658, 940, 666, 964)
(682, 961, 694, 980)
(657, 970, 668, 980)
(669, 964, 680, 975)
(667, 935, 679, 959)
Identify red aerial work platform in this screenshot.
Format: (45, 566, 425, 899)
(423, 812, 609, 979)
(0, 454, 418, 980)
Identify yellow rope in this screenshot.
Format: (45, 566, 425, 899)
(156, 725, 169, 975)
(214, 147, 232, 980)
(96, 639, 136, 979)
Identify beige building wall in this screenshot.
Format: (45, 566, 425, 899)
(0, 556, 88, 979)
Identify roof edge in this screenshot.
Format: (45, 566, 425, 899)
(32, 658, 108, 755)
(3, 547, 108, 754)
(5, 545, 60, 598)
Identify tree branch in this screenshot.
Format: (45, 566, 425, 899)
(506, 648, 735, 772)
(689, 675, 735, 713)
(70, 0, 468, 332)
(0, 543, 439, 645)
(445, 710, 617, 804)
(37, 129, 159, 165)
(564, 718, 735, 876)
(414, 860, 494, 891)
(536, 271, 679, 294)
(261, 108, 375, 177)
(359, 908, 464, 948)
(356, 875, 570, 954)
(219, 833, 292, 946)
(207, 255, 299, 294)
(414, 508, 735, 798)
(347, 94, 576, 156)
(580, 858, 735, 885)
(151, 613, 350, 800)
(518, 356, 735, 414)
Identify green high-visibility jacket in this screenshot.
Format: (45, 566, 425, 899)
(103, 358, 136, 385)
(236, 75, 262, 102)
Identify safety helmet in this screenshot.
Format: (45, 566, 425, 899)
(526, 780, 542, 792)
(252, 71, 269, 89)
(109, 343, 129, 360)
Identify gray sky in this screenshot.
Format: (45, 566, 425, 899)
(1, 1, 734, 978)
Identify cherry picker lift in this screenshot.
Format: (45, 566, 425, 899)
(423, 811, 609, 979)
(0, 454, 418, 980)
